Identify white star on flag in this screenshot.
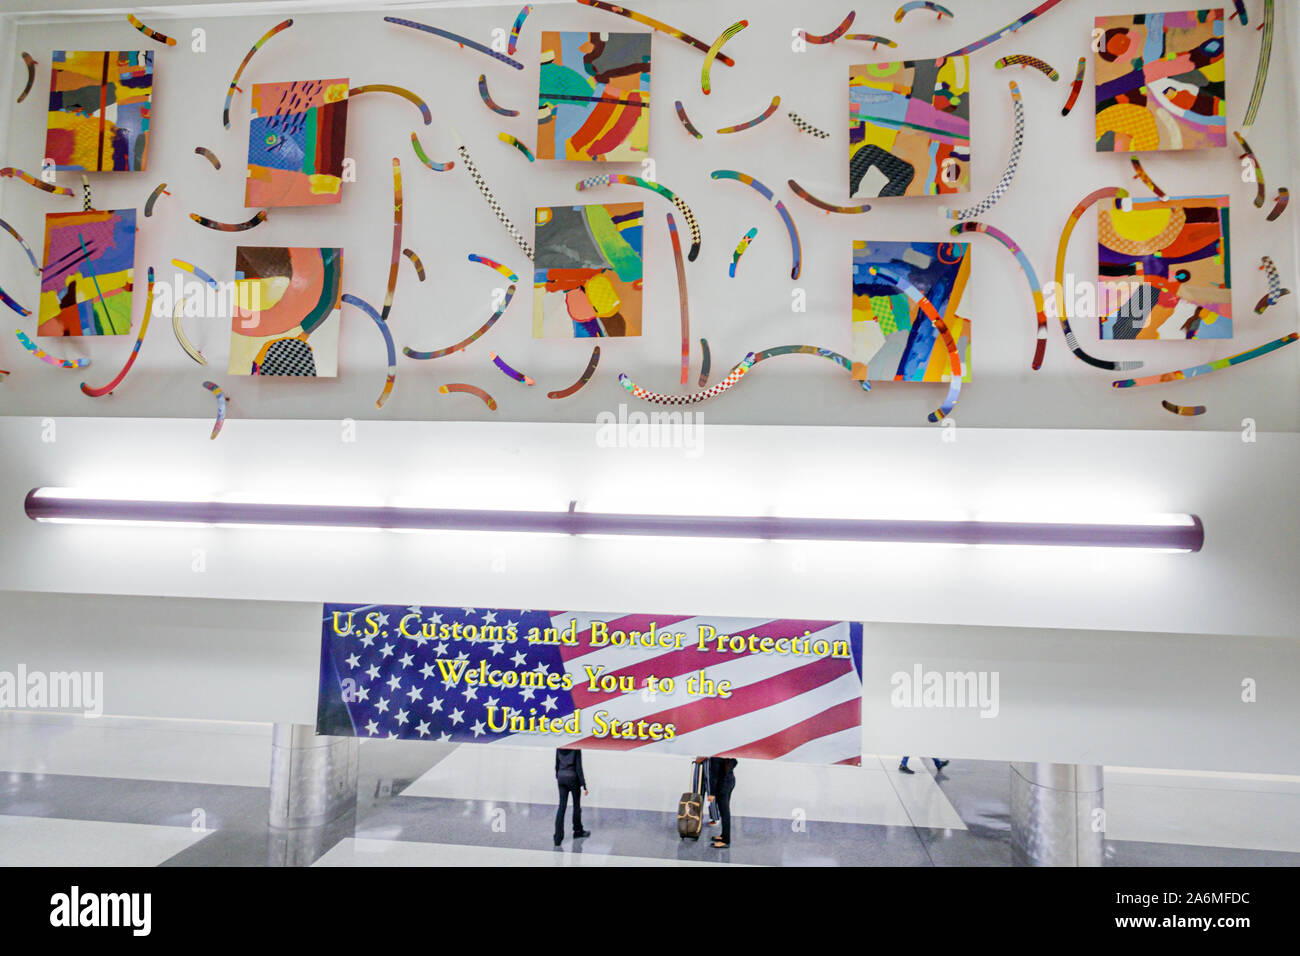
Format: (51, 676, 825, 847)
(327, 604, 606, 750)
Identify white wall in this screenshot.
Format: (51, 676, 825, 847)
(0, 592, 319, 725)
(861, 621, 1300, 772)
(3, 589, 1297, 774)
(0, 0, 1296, 430)
(1, 416, 1297, 638)
(1, 1, 1297, 775)
(1, 414, 1298, 774)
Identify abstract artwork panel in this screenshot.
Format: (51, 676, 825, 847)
(245, 79, 350, 207)
(230, 246, 342, 376)
(533, 202, 643, 338)
(849, 56, 970, 198)
(45, 51, 153, 172)
(851, 240, 972, 382)
(537, 31, 650, 162)
(1094, 9, 1226, 152)
(1099, 194, 1232, 339)
(38, 209, 136, 337)
(318, 603, 864, 766)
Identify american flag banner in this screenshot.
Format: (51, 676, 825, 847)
(317, 604, 864, 766)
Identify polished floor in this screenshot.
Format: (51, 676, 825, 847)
(1, 712, 1297, 866)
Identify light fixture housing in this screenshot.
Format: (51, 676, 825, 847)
(23, 489, 1205, 552)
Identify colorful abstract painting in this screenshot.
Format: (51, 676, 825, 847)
(849, 57, 970, 198)
(537, 31, 650, 162)
(245, 79, 350, 207)
(1099, 194, 1231, 339)
(230, 246, 342, 376)
(37, 209, 136, 337)
(1094, 9, 1226, 152)
(851, 240, 972, 382)
(534, 202, 643, 337)
(45, 51, 153, 172)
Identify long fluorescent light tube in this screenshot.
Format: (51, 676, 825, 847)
(24, 489, 1205, 551)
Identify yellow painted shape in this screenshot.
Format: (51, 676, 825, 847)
(1109, 207, 1175, 241)
(308, 174, 342, 195)
(583, 272, 620, 318)
(1097, 103, 1159, 150)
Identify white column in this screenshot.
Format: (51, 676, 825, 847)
(1010, 762, 1105, 866)
(268, 723, 358, 829)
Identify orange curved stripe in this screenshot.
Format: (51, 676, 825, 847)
(568, 98, 618, 156)
(587, 98, 643, 157)
(235, 247, 326, 337)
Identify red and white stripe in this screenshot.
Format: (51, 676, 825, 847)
(527, 614, 861, 766)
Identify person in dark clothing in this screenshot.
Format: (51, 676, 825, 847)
(693, 756, 721, 826)
(706, 756, 738, 848)
(554, 748, 591, 846)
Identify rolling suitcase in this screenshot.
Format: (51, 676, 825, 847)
(677, 760, 705, 839)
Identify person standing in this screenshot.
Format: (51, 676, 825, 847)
(692, 756, 722, 827)
(707, 755, 738, 848)
(554, 748, 591, 846)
